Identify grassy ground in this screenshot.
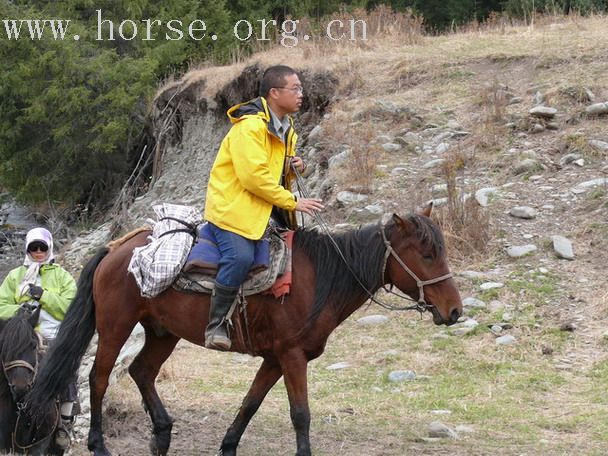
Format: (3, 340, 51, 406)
(86, 277, 606, 455)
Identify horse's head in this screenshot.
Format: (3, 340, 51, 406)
(384, 204, 462, 325)
(0, 304, 41, 404)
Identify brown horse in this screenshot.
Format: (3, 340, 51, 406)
(19, 206, 462, 456)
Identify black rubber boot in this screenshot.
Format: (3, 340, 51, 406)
(204, 283, 239, 351)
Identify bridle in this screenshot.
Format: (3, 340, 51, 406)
(290, 162, 453, 314)
(379, 227, 453, 312)
(1, 332, 43, 409)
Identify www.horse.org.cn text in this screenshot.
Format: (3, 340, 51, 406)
(2, 11, 368, 48)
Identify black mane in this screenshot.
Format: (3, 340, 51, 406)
(0, 312, 37, 362)
(294, 214, 445, 331)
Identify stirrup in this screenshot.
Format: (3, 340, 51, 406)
(205, 327, 231, 351)
(54, 424, 72, 450)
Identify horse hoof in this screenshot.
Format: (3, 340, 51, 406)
(149, 436, 168, 456)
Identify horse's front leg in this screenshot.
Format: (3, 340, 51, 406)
(279, 350, 311, 456)
(129, 329, 180, 456)
(219, 358, 282, 456)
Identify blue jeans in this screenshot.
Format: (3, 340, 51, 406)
(208, 223, 255, 288)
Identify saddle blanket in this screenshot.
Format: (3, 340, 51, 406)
(173, 229, 294, 298)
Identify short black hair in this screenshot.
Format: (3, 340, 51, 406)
(259, 65, 297, 98)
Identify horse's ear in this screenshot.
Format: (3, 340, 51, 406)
(418, 201, 434, 218)
(392, 213, 415, 235)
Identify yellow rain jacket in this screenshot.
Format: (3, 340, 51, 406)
(204, 97, 298, 240)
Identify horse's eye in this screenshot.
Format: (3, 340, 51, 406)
(423, 255, 434, 261)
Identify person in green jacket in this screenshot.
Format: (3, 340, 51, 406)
(0, 227, 77, 450)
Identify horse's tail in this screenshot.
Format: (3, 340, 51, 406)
(24, 247, 109, 420)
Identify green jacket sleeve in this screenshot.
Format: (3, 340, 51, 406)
(0, 269, 21, 320)
(39, 266, 77, 321)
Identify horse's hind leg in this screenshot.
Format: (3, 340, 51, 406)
(128, 326, 179, 456)
(219, 358, 282, 456)
(88, 322, 137, 456)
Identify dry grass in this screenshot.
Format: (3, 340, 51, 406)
(156, 12, 608, 105)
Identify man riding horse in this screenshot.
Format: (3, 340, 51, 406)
(203, 65, 324, 350)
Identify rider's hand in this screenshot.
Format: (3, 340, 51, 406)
(295, 198, 324, 216)
(27, 284, 44, 301)
(289, 156, 306, 173)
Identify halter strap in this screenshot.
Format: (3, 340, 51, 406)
(380, 227, 453, 305)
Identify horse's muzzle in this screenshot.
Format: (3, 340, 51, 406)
(430, 306, 461, 326)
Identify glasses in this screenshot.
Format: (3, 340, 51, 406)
(274, 86, 304, 94)
(28, 242, 48, 253)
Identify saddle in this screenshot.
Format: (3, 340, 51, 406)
(172, 227, 294, 298)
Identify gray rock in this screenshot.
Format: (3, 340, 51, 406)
(428, 421, 458, 439)
(364, 204, 384, 215)
(509, 206, 537, 219)
(326, 362, 350, 370)
(433, 131, 453, 143)
(402, 132, 423, 144)
(428, 197, 448, 208)
(388, 370, 417, 382)
(506, 244, 537, 258)
(559, 153, 582, 165)
(589, 140, 608, 152)
(423, 159, 446, 169)
(490, 325, 503, 334)
(513, 159, 541, 175)
(552, 235, 574, 260)
(431, 183, 448, 195)
(435, 142, 450, 154)
(463, 319, 479, 329)
(585, 102, 608, 116)
(496, 335, 516, 345)
(463, 297, 486, 309)
(308, 125, 323, 144)
(376, 134, 392, 143)
(431, 409, 452, 415)
(571, 178, 608, 194)
(533, 91, 544, 106)
(573, 159, 585, 167)
(531, 123, 545, 133)
(337, 191, 368, 204)
(508, 97, 523, 105)
(480, 282, 504, 290)
(391, 167, 409, 176)
(357, 315, 390, 326)
(475, 187, 498, 207)
(382, 142, 402, 152)
(328, 150, 351, 169)
(450, 327, 473, 336)
(530, 106, 557, 118)
(460, 271, 490, 280)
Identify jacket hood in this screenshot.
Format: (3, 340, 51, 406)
(226, 97, 295, 142)
(227, 97, 270, 123)
(24, 227, 55, 265)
